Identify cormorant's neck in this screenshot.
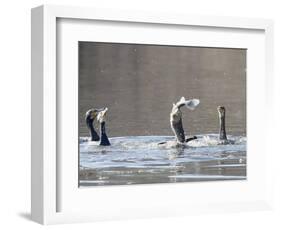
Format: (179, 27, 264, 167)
(171, 117, 185, 143)
(99, 121, 110, 146)
(219, 115, 227, 140)
(86, 119, 99, 141)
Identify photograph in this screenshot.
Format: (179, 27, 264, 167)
(78, 42, 247, 187)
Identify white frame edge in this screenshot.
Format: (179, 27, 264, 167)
(31, 4, 274, 225)
(31, 6, 44, 224)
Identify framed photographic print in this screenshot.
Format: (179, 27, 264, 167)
(78, 42, 247, 187)
(31, 5, 274, 225)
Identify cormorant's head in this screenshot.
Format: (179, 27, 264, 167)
(97, 107, 108, 123)
(85, 108, 105, 124)
(217, 106, 226, 118)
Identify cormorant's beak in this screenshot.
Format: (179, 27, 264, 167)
(103, 107, 108, 114)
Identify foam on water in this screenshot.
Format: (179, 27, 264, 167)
(79, 134, 246, 186)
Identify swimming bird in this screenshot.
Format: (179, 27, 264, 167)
(97, 107, 111, 146)
(85, 108, 105, 141)
(170, 97, 200, 144)
(217, 106, 233, 144)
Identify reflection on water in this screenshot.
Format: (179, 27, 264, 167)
(79, 135, 246, 186)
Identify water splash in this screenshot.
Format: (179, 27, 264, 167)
(79, 134, 246, 186)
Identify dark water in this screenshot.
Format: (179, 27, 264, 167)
(79, 42, 246, 137)
(78, 42, 246, 186)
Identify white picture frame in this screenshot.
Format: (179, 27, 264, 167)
(31, 5, 274, 225)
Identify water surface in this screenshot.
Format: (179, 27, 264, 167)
(79, 135, 246, 186)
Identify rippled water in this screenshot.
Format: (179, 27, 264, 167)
(79, 134, 246, 186)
